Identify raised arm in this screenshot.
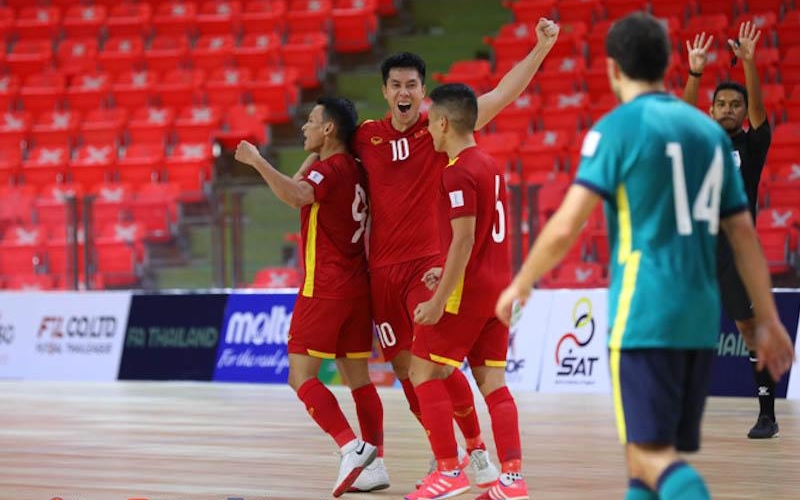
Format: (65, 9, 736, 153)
(729, 21, 767, 129)
(721, 211, 794, 380)
(235, 140, 315, 209)
(682, 32, 714, 106)
(475, 18, 559, 130)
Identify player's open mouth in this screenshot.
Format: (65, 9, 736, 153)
(398, 103, 412, 113)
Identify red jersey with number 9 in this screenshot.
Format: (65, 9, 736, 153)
(439, 146, 511, 316)
(351, 113, 449, 269)
(298, 153, 369, 299)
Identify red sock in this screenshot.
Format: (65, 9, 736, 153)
(297, 378, 356, 448)
(400, 378, 423, 425)
(443, 369, 484, 452)
(415, 379, 459, 468)
(351, 383, 384, 457)
(485, 386, 522, 469)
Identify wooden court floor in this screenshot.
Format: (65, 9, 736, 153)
(0, 381, 798, 500)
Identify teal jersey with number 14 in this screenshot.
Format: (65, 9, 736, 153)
(575, 92, 748, 349)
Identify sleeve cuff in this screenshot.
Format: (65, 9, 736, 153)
(573, 179, 612, 201)
(720, 204, 748, 218)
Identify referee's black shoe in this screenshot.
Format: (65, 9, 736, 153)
(747, 415, 779, 439)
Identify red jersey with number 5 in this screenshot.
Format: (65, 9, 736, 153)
(352, 114, 449, 269)
(298, 153, 369, 299)
(439, 146, 511, 316)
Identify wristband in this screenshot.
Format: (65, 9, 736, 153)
(688, 69, 703, 78)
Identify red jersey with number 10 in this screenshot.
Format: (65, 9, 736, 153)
(439, 146, 511, 317)
(298, 153, 369, 299)
(352, 113, 449, 269)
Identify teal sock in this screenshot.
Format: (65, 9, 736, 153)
(657, 461, 711, 500)
(625, 479, 658, 500)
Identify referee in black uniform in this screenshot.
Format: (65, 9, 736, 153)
(683, 22, 777, 438)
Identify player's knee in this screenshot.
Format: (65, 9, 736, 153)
(390, 351, 411, 380)
(473, 366, 506, 397)
(625, 443, 677, 488)
(287, 371, 316, 392)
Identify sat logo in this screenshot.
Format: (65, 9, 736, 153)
(555, 297, 599, 377)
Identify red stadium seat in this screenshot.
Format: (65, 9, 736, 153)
(504, 0, 557, 23)
(241, 0, 286, 35)
(99, 36, 146, 77)
(69, 145, 116, 188)
(13, 6, 61, 41)
(191, 34, 236, 71)
(286, 0, 332, 35)
(127, 106, 175, 146)
(81, 107, 128, 146)
(7, 40, 53, 81)
(107, 2, 153, 37)
(31, 110, 80, 149)
(145, 35, 190, 73)
(488, 93, 541, 139)
(476, 132, 521, 172)
(331, 5, 379, 53)
(197, 0, 243, 36)
(156, 69, 205, 109)
(233, 33, 282, 73)
(62, 5, 107, 38)
(56, 38, 99, 79)
(205, 68, 250, 107)
(112, 70, 157, 109)
(65, 73, 113, 113)
(152, 1, 198, 35)
(116, 143, 165, 185)
(0, 75, 20, 113)
(19, 72, 66, 115)
(174, 105, 223, 143)
(245, 68, 300, 124)
(215, 103, 270, 149)
(519, 130, 570, 176)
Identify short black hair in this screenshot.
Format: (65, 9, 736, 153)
(317, 96, 358, 144)
(381, 52, 426, 85)
(605, 12, 670, 83)
(429, 83, 477, 133)
(713, 82, 749, 108)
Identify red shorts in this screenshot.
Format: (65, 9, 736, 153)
(412, 313, 509, 369)
(287, 294, 373, 359)
(369, 255, 441, 361)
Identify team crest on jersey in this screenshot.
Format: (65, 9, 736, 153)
(308, 170, 325, 184)
(371, 136, 383, 145)
(449, 190, 465, 208)
(414, 128, 428, 138)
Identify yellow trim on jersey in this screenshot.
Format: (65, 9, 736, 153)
(301, 202, 320, 298)
(609, 347, 627, 444)
(345, 351, 372, 359)
(446, 156, 459, 168)
(616, 185, 632, 263)
(444, 273, 465, 315)
(430, 353, 464, 368)
(609, 251, 641, 349)
(307, 349, 335, 359)
(485, 359, 507, 368)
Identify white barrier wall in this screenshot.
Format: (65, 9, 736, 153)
(0, 291, 131, 381)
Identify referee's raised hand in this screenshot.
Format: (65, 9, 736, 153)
(685, 32, 714, 75)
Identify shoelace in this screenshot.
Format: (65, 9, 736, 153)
(471, 450, 489, 469)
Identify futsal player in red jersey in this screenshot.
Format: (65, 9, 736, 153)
(349, 17, 559, 487)
(404, 83, 527, 500)
(235, 97, 386, 497)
